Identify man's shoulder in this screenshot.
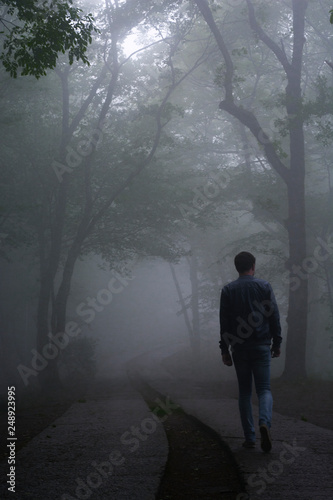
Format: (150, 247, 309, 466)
(222, 277, 244, 293)
(248, 277, 273, 291)
(222, 276, 271, 291)
(222, 278, 239, 291)
(252, 277, 271, 286)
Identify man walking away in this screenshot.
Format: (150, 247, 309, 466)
(219, 251, 282, 452)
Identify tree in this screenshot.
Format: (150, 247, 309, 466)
(0, 0, 208, 390)
(0, 0, 97, 77)
(193, 0, 311, 378)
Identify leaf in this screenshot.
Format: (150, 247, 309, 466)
(0, 0, 99, 78)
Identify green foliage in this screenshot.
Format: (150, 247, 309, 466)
(303, 76, 333, 145)
(304, 76, 333, 118)
(313, 120, 333, 146)
(0, 0, 98, 78)
(231, 47, 248, 57)
(262, 74, 333, 148)
(214, 62, 246, 89)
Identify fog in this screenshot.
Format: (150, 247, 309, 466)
(1, 6, 333, 500)
(72, 257, 191, 379)
(1, 0, 333, 405)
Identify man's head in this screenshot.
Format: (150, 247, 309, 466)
(234, 251, 256, 275)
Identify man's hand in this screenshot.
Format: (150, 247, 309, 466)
(271, 347, 281, 358)
(222, 353, 233, 366)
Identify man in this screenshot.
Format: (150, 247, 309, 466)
(219, 251, 282, 452)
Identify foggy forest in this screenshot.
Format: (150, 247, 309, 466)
(0, 1, 333, 499)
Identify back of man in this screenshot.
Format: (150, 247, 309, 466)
(220, 274, 281, 353)
(219, 251, 282, 452)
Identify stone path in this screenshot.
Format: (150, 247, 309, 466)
(1, 373, 332, 499)
(148, 376, 333, 500)
(0, 380, 168, 500)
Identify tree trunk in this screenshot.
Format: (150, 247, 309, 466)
(33, 65, 72, 392)
(189, 253, 201, 360)
(169, 263, 195, 346)
(284, 181, 308, 378)
(194, 0, 309, 378)
(282, 0, 308, 378)
(36, 180, 69, 390)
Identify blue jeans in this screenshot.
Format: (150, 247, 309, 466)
(232, 345, 272, 442)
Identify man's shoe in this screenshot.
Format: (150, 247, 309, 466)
(242, 440, 255, 449)
(260, 424, 272, 452)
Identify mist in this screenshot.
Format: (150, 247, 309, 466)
(0, 1, 333, 498)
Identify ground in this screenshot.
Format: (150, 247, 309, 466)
(0, 383, 87, 461)
(0, 376, 332, 497)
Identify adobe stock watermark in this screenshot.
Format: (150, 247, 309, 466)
(17, 268, 134, 386)
(281, 233, 333, 292)
(52, 119, 109, 183)
(236, 438, 306, 498)
(61, 395, 179, 500)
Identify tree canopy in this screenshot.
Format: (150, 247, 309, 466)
(0, 0, 96, 77)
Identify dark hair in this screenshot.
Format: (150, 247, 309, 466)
(234, 251, 256, 274)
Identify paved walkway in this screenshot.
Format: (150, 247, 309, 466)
(149, 377, 333, 500)
(0, 379, 168, 500)
(1, 368, 332, 499)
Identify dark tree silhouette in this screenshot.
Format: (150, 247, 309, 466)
(194, 0, 309, 378)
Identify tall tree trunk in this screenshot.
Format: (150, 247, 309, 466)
(35, 66, 72, 391)
(169, 263, 195, 347)
(194, 0, 309, 378)
(281, 0, 308, 378)
(189, 253, 201, 360)
(285, 182, 308, 378)
(36, 176, 69, 390)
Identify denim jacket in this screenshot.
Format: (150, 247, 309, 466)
(219, 275, 282, 354)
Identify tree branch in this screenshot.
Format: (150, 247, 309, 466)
(246, 0, 291, 74)
(193, 0, 289, 183)
(193, 0, 234, 101)
(219, 98, 289, 183)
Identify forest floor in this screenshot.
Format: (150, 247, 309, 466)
(0, 376, 332, 497)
